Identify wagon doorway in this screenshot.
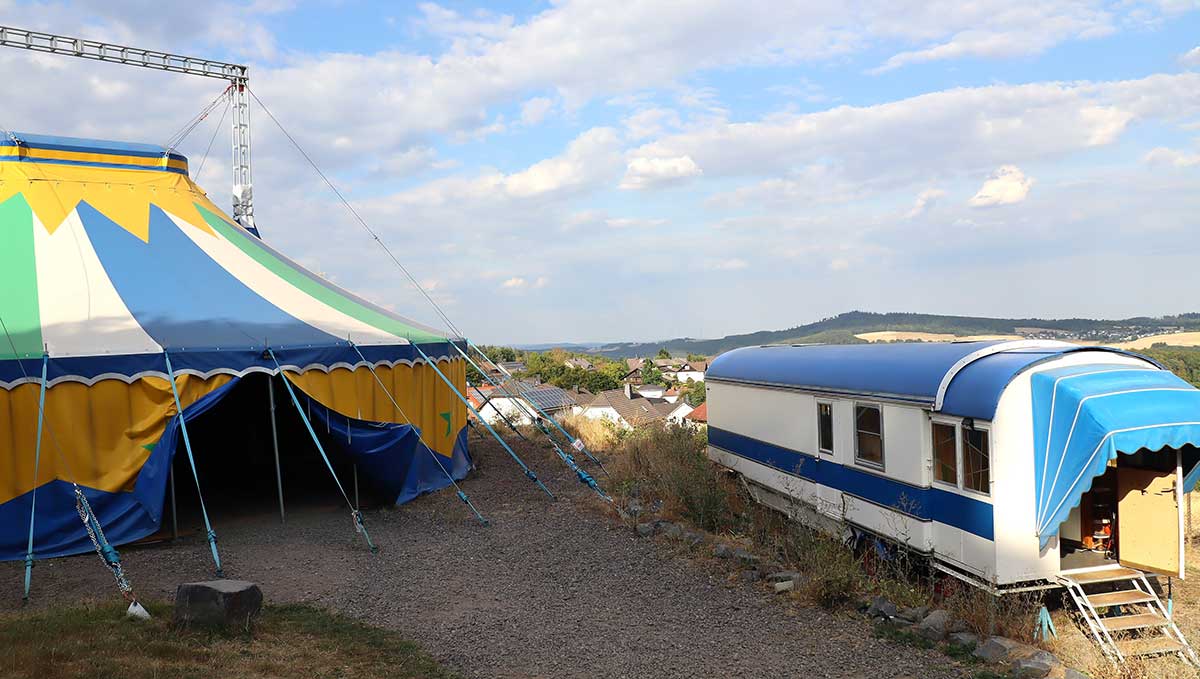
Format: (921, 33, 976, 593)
(1061, 447, 1198, 577)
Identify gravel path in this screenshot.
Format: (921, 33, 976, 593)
(2, 436, 967, 678)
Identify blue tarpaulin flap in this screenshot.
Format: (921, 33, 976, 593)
(291, 390, 471, 505)
(0, 376, 242, 561)
(1032, 365, 1200, 549)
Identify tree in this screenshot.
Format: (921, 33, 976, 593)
(656, 348, 672, 359)
(582, 370, 620, 393)
(680, 380, 707, 406)
(687, 352, 708, 363)
(641, 362, 665, 385)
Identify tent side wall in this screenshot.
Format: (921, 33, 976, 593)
(0, 354, 468, 561)
(991, 351, 1157, 585)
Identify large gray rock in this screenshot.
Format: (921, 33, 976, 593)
(636, 522, 655, 537)
(713, 543, 734, 559)
(973, 636, 1037, 664)
(896, 606, 930, 624)
(175, 580, 263, 628)
(915, 609, 952, 641)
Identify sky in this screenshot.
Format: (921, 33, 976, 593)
(1, 1, 1198, 344)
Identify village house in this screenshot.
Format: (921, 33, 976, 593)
(574, 384, 675, 429)
(467, 380, 576, 427)
(563, 357, 595, 371)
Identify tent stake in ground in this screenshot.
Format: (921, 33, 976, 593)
(21, 352, 47, 601)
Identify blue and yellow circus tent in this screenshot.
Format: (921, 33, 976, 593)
(0, 133, 470, 561)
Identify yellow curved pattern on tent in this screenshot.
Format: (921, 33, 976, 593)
(0, 160, 235, 240)
(0, 374, 233, 505)
(285, 358, 467, 457)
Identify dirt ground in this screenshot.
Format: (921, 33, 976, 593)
(1, 434, 971, 679)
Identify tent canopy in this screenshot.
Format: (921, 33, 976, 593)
(1033, 365, 1200, 548)
(0, 132, 454, 386)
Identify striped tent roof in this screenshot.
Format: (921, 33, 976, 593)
(0, 133, 453, 385)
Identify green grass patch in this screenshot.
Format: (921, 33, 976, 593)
(872, 621, 935, 650)
(0, 600, 457, 679)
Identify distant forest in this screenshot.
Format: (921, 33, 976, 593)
(585, 311, 1200, 359)
(1141, 346, 1200, 388)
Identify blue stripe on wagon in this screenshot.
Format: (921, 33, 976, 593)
(708, 427, 994, 540)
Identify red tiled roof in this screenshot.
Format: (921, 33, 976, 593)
(685, 402, 708, 422)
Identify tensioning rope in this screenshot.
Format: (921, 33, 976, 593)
(192, 97, 230, 182)
(408, 343, 555, 501)
(348, 341, 488, 526)
(21, 353, 47, 600)
(469, 383, 529, 441)
(245, 87, 609, 486)
(457, 340, 609, 476)
(162, 85, 232, 157)
(268, 349, 379, 553)
(163, 351, 224, 577)
(1, 316, 144, 611)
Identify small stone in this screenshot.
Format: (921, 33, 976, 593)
(683, 531, 704, 546)
(174, 580, 263, 628)
(866, 595, 899, 619)
(1063, 670, 1089, 679)
(973, 636, 1037, 663)
(947, 631, 979, 648)
(773, 579, 795, 593)
(663, 523, 684, 539)
(713, 543, 734, 558)
(766, 571, 801, 582)
(1012, 651, 1060, 679)
(636, 522, 655, 538)
(915, 609, 952, 641)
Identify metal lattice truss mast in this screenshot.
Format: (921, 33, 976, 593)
(0, 25, 257, 234)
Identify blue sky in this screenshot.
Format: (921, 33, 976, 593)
(2, 1, 1199, 343)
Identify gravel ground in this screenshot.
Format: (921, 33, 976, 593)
(2, 434, 967, 678)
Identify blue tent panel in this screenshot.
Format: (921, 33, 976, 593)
(1032, 365, 1200, 549)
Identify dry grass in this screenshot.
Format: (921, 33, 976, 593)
(558, 413, 621, 452)
(1116, 332, 1200, 349)
(0, 600, 456, 679)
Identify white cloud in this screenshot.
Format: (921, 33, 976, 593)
(605, 217, 667, 229)
(520, 96, 554, 125)
(712, 258, 749, 270)
(1143, 146, 1200, 167)
(907, 188, 947, 218)
(1181, 46, 1200, 68)
(620, 155, 703, 189)
(504, 127, 622, 197)
(628, 74, 1199, 192)
(829, 258, 850, 271)
(622, 108, 682, 140)
(969, 165, 1035, 207)
(501, 277, 527, 289)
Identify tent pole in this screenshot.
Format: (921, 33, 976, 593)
(267, 375, 285, 524)
(169, 466, 178, 540)
(353, 464, 360, 509)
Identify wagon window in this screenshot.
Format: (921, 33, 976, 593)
(855, 404, 883, 467)
(963, 428, 990, 494)
(932, 422, 957, 485)
(817, 403, 834, 454)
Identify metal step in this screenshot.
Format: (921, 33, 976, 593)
(1063, 567, 1144, 585)
(1102, 612, 1168, 632)
(1087, 590, 1157, 607)
(1115, 637, 1186, 658)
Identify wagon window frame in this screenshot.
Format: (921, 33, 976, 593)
(817, 400, 835, 455)
(853, 402, 885, 470)
(961, 424, 991, 496)
(930, 418, 960, 488)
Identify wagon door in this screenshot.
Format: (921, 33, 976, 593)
(1116, 458, 1182, 577)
